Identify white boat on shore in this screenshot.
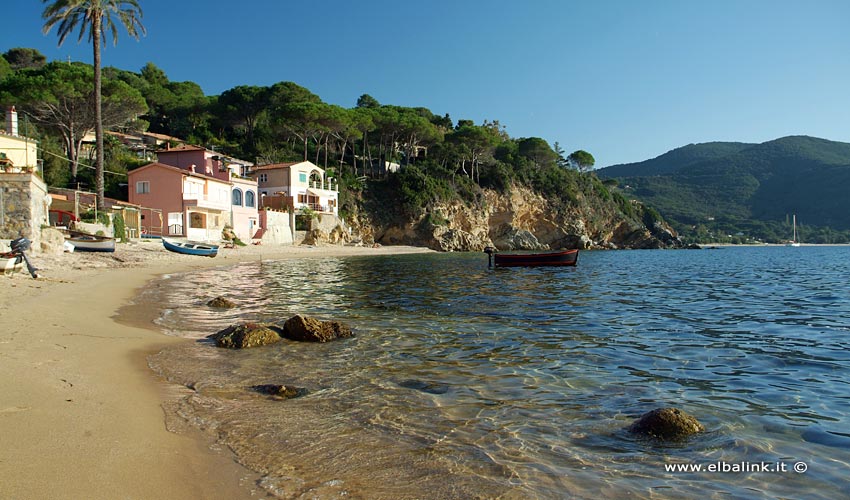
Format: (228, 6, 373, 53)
(2, 252, 23, 275)
(65, 230, 116, 252)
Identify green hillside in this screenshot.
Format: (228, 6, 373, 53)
(598, 136, 850, 243)
(600, 141, 752, 178)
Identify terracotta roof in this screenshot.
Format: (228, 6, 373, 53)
(253, 162, 300, 171)
(157, 144, 205, 153)
(128, 162, 230, 183)
(143, 131, 183, 141)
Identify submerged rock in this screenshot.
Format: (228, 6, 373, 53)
(251, 384, 308, 399)
(207, 296, 237, 308)
(209, 322, 282, 348)
(628, 407, 705, 440)
(398, 379, 449, 395)
(282, 314, 353, 342)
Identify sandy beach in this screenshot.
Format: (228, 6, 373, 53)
(0, 240, 433, 499)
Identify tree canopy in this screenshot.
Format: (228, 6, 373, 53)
(1, 61, 147, 183)
(3, 47, 47, 70)
(42, 0, 146, 208)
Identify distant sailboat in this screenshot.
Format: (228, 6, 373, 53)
(786, 214, 801, 247)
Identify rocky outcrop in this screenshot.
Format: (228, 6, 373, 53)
(348, 184, 681, 252)
(628, 407, 705, 439)
(282, 314, 354, 342)
(209, 322, 282, 348)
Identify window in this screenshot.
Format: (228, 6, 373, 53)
(299, 172, 307, 183)
(232, 188, 243, 206)
(136, 181, 150, 194)
(298, 194, 307, 204)
(190, 212, 206, 229)
(258, 173, 268, 183)
(245, 190, 255, 208)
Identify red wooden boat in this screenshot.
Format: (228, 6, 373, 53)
(484, 247, 579, 268)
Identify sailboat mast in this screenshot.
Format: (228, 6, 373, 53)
(792, 214, 797, 243)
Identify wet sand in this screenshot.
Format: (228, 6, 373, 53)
(0, 240, 433, 499)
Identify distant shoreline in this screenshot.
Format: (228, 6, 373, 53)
(695, 242, 850, 247)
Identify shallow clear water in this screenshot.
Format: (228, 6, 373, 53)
(136, 247, 850, 499)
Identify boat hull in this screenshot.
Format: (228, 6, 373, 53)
(2, 254, 23, 275)
(67, 237, 116, 252)
(162, 238, 219, 257)
(491, 249, 579, 268)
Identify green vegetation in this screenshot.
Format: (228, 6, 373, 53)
(80, 209, 111, 227)
(42, 0, 146, 210)
(1, 46, 659, 238)
(598, 136, 850, 243)
(112, 210, 126, 242)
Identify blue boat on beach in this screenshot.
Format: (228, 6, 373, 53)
(162, 238, 219, 257)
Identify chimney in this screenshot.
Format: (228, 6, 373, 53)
(6, 106, 18, 136)
(190, 164, 196, 173)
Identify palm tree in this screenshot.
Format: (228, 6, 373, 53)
(42, 0, 145, 210)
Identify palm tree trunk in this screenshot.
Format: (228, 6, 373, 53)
(93, 14, 105, 210)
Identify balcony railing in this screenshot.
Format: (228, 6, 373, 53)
(309, 180, 338, 191)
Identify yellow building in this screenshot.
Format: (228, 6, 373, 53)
(0, 107, 38, 172)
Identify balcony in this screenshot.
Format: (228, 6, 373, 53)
(309, 180, 338, 192)
(182, 193, 230, 211)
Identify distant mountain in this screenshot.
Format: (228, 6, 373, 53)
(601, 141, 753, 178)
(597, 136, 850, 243)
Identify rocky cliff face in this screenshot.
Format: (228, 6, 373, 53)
(347, 185, 681, 251)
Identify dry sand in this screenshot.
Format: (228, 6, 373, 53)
(0, 240, 433, 499)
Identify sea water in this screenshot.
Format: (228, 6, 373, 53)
(132, 246, 850, 499)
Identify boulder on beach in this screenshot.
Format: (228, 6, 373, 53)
(207, 296, 237, 308)
(251, 384, 308, 399)
(627, 407, 704, 440)
(209, 322, 282, 348)
(282, 314, 353, 342)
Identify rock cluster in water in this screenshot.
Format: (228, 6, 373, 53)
(627, 407, 704, 440)
(209, 315, 353, 348)
(210, 322, 282, 348)
(282, 314, 354, 343)
(398, 379, 449, 395)
(251, 384, 308, 399)
(207, 296, 237, 308)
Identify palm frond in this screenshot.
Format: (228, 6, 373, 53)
(42, 0, 145, 47)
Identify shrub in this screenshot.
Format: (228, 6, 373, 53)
(112, 211, 126, 242)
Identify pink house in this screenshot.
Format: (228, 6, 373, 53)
(128, 162, 235, 241)
(139, 145, 260, 242)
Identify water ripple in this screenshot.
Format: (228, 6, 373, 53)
(137, 247, 850, 499)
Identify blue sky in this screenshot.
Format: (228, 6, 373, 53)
(3, 0, 849, 167)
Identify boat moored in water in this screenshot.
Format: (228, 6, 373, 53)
(484, 247, 579, 268)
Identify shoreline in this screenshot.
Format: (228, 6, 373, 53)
(0, 241, 433, 499)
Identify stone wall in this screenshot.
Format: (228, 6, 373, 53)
(0, 172, 48, 251)
(259, 209, 294, 245)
